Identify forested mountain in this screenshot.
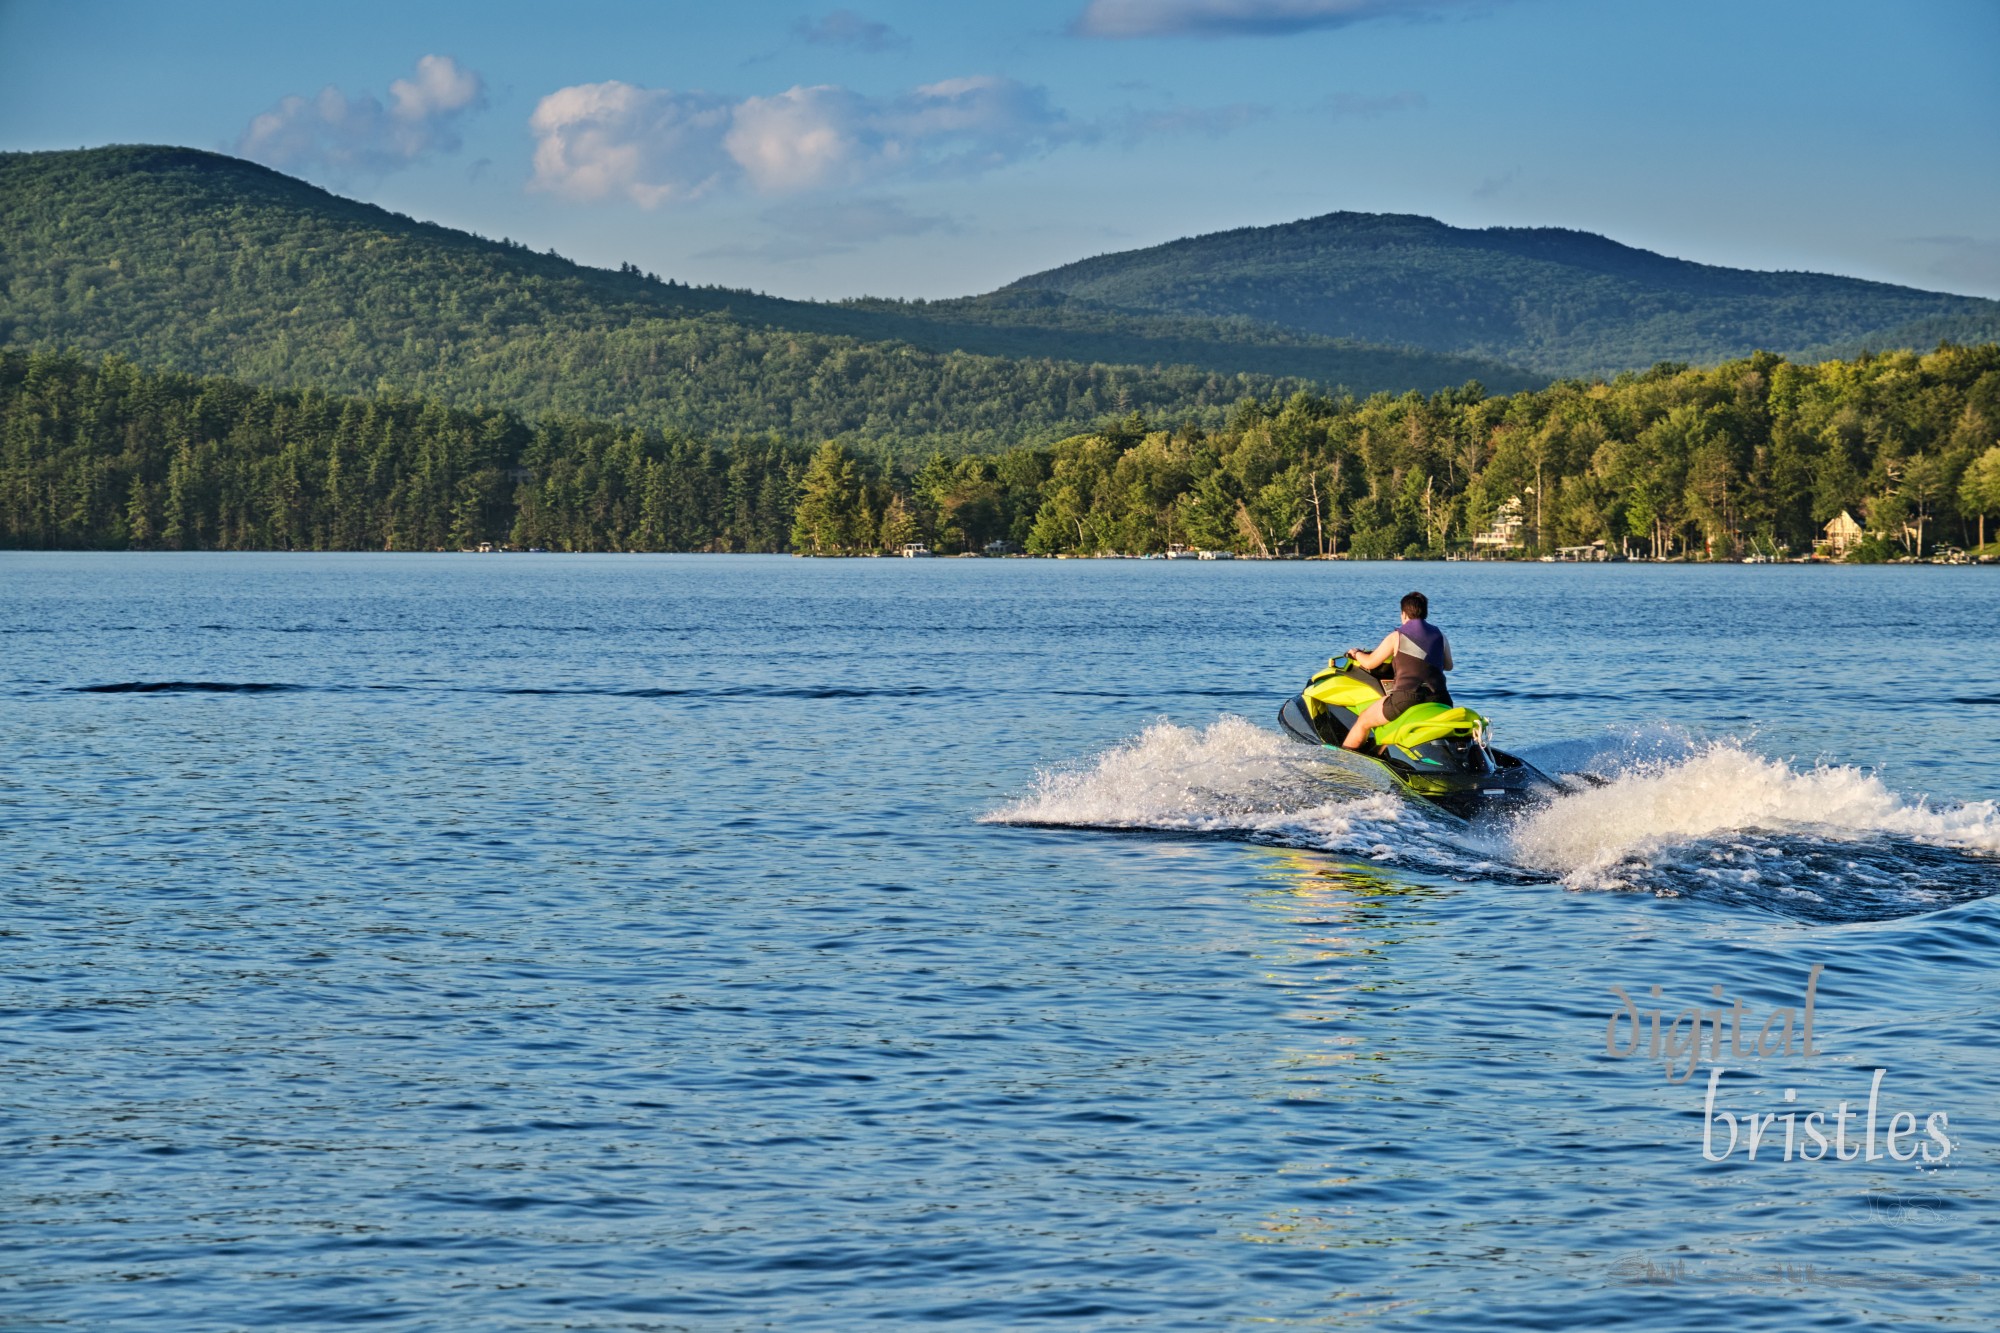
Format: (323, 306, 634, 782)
(11, 344, 1997, 561)
(999, 212, 2000, 378)
(9, 144, 1996, 491)
(0, 146, 1527, 457)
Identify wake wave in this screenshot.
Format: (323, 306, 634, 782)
(987, 716, 2000, 922)
(1509, 744, 2000, 885)
(984, 717, 1497, 872)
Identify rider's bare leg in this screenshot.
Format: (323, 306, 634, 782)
(1343, 699, 1387, 750)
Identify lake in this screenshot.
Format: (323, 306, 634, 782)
(2, 553, 1996, 1330)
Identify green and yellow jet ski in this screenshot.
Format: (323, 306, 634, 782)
(1276, 655, 1561, 819)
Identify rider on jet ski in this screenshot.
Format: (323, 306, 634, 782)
(1341, 591, 1453, 751)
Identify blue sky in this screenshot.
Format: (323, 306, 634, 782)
(3, 0, 1997, 300)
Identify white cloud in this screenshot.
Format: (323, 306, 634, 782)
(1073, 0, 1488, 39)
(390, 53, 482, 121)
(528, 83, 736, 206)
(237, 55, 484, 177)
(725, 85, 874, 192)
(528, 74, 1076, 208)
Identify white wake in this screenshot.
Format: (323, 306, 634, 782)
(987, 719, 2000, 907)
(981, 715, 1428, 859)
(1506, 740, 2000, 890)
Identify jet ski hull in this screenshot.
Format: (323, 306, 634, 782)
(1277, 692, 1561, 820)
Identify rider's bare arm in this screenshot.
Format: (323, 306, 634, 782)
(1350, 630, 1401, 671)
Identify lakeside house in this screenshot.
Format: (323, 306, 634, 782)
(1472, 496, 1527, 554)
(1822, 509, 1863, 556)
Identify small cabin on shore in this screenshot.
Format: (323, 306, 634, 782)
(1821, 510, 1863, 556)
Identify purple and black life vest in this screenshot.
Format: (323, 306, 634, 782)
(1391, 618, 1451, 700)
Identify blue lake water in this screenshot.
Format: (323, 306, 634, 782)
(2, 553, 1997, 1330)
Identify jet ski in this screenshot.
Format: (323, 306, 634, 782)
(1277, 655, 1562, 819)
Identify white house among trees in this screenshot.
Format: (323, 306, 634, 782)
(1822, 509, 1863, 555)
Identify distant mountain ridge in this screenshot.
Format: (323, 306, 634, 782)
(994, 211, 2000, 378)
(4, 146, 1995, 446)
(0, 146, 1530, 455)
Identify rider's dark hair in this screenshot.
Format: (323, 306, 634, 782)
(1401, 591, 1428, 619)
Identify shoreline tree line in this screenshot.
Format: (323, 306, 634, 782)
(5, 344, 1998, 559)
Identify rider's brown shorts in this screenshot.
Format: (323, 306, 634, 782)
(1382, 683, 1449, 722)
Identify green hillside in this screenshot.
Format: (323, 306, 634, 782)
(837, 287, 1535, 390)
(999, 211, 2000, 378)
(0, 147, 1528, 454)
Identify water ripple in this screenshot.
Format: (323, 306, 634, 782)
(3, 553, 1997, 1332)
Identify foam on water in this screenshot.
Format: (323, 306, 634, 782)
(983, 715, 1429, 859)
(1507, 740, 2000, 891)
(992, 719, 2000, 919)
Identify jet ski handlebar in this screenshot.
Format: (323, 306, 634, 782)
(1332, 652, 1393, 681)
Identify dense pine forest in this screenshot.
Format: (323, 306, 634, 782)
(0, 351, 802, 553)
(7, 344, 1998, 559)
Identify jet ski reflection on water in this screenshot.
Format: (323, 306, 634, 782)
(1277, 654, 1561, 819)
